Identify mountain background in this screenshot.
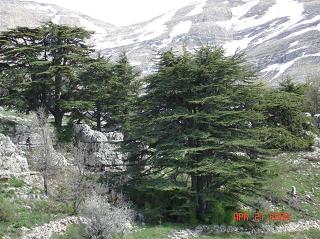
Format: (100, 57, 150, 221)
(1, 0, 320, 84)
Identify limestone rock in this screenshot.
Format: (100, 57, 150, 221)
(74, 124, 108, 143)
(74, 124, 124, 170)
(0, 133, 29, 178)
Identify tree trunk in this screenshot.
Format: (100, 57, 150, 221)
(192, 175, 211, 222)
(54, 72, 64, 128)
(96, 100, 102, 132)
(53, 111, 64, 128)
(43, 173, 48, 195)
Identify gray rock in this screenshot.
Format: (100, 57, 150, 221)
(74, 124, 124, 170)
(0, 133, 29, 177)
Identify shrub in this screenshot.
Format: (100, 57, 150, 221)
(8, 177, 25, 188)
(81, 194, 135, 239)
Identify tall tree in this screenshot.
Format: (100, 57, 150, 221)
(77, 53, 140, 132)
(0, 22, 93, 127)
(124, 47, 272, 222)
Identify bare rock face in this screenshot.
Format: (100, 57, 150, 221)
(0, 133, 44, 189)
(0, 133, 29, 177)
(74, 124, 124, 170)
(74, 124, 108, 143)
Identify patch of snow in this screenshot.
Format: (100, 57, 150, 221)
(261, 64, 280, 75)
(136, 10, 177, 42)
(169, 21, 192, 39)
(289, 41, 299, 48)
(216, 0, 259, 30)
(159, 20, 193, 48)
(95, 10, 177, 49)
(253, 0, 304, 45)
(130, 61, 141, 66)
(239, 0, 304, 31)
(287, 15, 320, 31)
(186, 1, 207, 17)
(218, 0, 305, 51)
(223, 35, 254, 55)
(77, 16, 106, 34)
(52, 15, 61, 24)
(287, 45, 308, 54)
(24, 4, 56, 14)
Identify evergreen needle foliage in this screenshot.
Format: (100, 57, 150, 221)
(122, 47, 313, 223)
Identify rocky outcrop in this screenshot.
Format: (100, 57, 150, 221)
(74, 124, 124, 170)
(0, 133, 29, 178)
(0, 133, 43, 189)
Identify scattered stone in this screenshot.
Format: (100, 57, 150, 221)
(168, 220, 320, 238)
(291, 186, 297, 196)
(20, 216, 89, 239)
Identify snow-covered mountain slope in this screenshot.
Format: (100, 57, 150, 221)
(0, 0, 116, 34)
(1, 0, 320, 84)
(96, 0, 320, 84)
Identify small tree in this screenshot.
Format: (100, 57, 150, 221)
(30, 107, 56, 195)
(304, 75, 320, 115)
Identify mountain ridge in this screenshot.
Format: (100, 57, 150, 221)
(1, 0, 320, 84)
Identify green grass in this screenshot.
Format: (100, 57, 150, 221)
(262, 152, 320, 220)
(8, 177, 26, 188)
(123, 223, 187, 239)
(0, 185, 72, 238)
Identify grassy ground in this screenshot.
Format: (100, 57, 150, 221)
(0, 178, 71, 238)
(56, 224, 320, 239)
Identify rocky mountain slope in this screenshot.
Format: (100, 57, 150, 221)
(0, 0, 116, 33)
(1, 0, 320, 84)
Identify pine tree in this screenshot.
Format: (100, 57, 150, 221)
(124, 47, 272, 222)
(0, 22, 93, 127)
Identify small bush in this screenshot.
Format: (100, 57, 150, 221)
(8, 177, 25, 188)
(81, 194, 134, 239)
(0, 197, 15, 222)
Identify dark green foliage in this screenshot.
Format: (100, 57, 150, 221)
(127, 178, 196, 224)
(304, 75, 320, 115)
(77, 53, 139, 132)
(258, 78, 314, 151)
(122, 47, 314, 223)
(123, 47, 272, 223)
(0, 22, 93, 127)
